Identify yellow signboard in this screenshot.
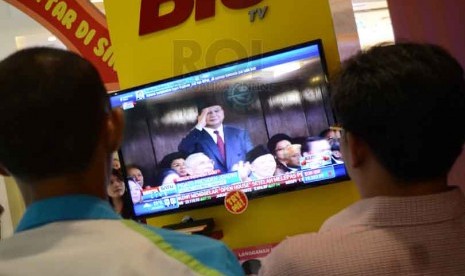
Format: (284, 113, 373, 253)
(104, 0, 340, 89)
(103, 0, 357, 249)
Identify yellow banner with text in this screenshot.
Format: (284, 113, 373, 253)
(104, 0, 340, 89)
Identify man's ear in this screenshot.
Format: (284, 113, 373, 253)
(0, 164, 11, 177)
(345, 132, 367, 168)
(105, 108, 125, 152)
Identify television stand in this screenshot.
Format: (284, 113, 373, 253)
(162, 217, 223, 239)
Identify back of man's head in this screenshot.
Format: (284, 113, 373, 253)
(0, 48, 108, 181)
(332, 43, 465, 181)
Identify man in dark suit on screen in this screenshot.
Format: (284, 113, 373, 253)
(178, 103, 253, 173)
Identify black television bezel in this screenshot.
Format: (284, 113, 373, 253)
(109, 38, 349, 219)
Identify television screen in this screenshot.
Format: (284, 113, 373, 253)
(109, 39, 348, 218)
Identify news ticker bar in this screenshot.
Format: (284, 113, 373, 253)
(134, 165, 338, 216)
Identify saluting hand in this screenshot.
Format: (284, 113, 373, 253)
(197, 107, 209, 129)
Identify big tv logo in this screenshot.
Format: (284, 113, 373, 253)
(139, 0, 267, 35)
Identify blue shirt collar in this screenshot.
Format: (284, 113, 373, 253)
(16, 195, 121, 233)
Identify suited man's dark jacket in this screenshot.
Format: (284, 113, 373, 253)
(178, 126, 253, 173)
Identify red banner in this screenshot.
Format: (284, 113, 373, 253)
(233, 243, 278, 262)
(233, 243, 278, 275)
(5, 0, 118, 90)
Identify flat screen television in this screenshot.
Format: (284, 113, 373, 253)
(109, 39, 348, 218)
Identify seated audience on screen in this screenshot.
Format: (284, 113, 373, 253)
(267, 133, 292, 175)
(246, 145, 277, 180)
(259, 43, 465, 275)
(328, 142, 343, 161)
(160, 151, 189, 177)
(127, 177, 143, 203)
(178, 100, 254, 173)
(112, 155, 121, 170)
(319, 128, 341, 141)
(184, 152, 217, 178)
(107, 169, 132, 219)
(154, 170, 177, 187)
(230, 160, 252, 182)
(126, 164, 146, 188)
(155, 152, 188, 186)
(319, 128, 343, 161)
(301, 136, 343, 165)
(281, 144, 302, 172)
(0, 47, 243, 275)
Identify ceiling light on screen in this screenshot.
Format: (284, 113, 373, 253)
(268, 90, 301, 108)
(262, 62, 302, 77)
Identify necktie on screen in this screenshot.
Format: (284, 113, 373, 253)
(214, 130, 226, 162)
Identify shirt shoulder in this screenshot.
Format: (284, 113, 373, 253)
(259, 227, 384, 276)
(126, 221, 244, 276)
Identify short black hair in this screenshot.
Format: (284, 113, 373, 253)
(0, 48, 108, 181)
(332, 43, 465, 181)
